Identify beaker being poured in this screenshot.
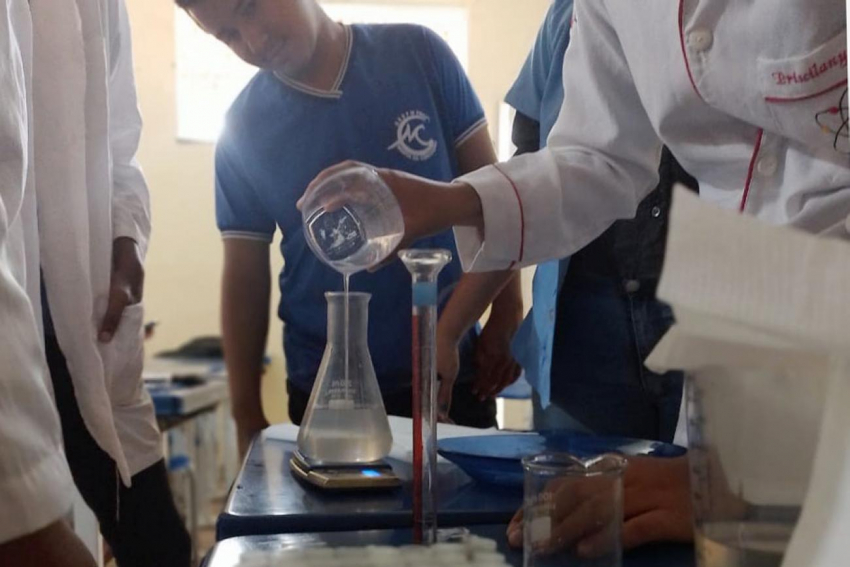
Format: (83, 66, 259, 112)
(297, 292, 393, 466)
(301, 166, 404, 275)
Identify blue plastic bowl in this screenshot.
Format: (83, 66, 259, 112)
(438, 431, 686, 487)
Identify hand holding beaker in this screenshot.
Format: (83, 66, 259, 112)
(300, 165, 404, 274)
(301, 161, 484, 269)
(508, 455, 695, 555)
(516, 454, 627, 567)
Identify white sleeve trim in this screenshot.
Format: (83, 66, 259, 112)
(454, 117, 488, 148)
(455, 164, 524, 272)
(0, 451, 75, 544)
(221, 230, 274, 244)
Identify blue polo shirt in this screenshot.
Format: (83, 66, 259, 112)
(505, 0, 573, 146)
(215, 24, 487, 394)
(504, 0, 574, 407)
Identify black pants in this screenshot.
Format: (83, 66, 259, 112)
(46, 333, 192, 567)
(288, 380, 497, 429)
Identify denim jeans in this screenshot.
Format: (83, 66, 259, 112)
(543, 272, 684, 443)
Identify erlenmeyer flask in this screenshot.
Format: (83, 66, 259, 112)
(297, 292, 393, 465)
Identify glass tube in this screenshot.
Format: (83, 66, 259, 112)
(400, 249, 452, 545)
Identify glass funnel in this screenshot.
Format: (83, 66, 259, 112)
(301, 166, 404, 275)
(400, 248, 452, 544)
(297, 292, 393, 466)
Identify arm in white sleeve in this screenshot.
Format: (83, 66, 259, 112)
(455, 0, 663, 271)
(0, 314, 75, 545)
(108, 0, 151, 255)
(0, 1, 75, 543)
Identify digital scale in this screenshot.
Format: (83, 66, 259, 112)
(289, 451, 401, 491)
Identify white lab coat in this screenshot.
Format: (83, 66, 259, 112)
(457, 0, 850, 271)
(0, 0, 76, 543)
(31, 0, 158, 485)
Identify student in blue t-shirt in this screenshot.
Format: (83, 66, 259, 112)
(176, 0, 523, 454)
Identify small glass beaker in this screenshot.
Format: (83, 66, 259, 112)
(297, 292, 393, 466)
(301, 166, 404, 275)
(523, 453, 627, 567)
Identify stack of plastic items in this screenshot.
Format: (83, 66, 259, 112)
(234, 537, 510, 567)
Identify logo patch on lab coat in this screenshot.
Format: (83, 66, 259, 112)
(815, 87, 849, 153)
(388, 110, 438, 161)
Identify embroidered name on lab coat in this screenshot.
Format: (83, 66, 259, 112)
(772, 49, 847, 86)
(759, 31, 848, 102)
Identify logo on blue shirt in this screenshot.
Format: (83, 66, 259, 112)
(388, 110, 438, 161)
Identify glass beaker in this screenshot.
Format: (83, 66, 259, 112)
(522, 453, 627, 567)
(686, 364, 828, 567)
(301, 166, 404, 275)
(297, 292, 393, 466)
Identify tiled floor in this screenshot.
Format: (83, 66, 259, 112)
(196, 502, 221, 564)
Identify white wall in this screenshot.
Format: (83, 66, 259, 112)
(127, 0, 549, 423)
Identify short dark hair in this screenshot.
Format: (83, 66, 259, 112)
(175, 0, 201, 8)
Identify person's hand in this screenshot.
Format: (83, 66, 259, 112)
(620, 455, 694, 549)
(471, 309, 522, 401)
(507, 471, 623, 559)
(99, 237, 144, 343)
(299, 161, 483, 260)
(507, 456, 694, 554)
(235, 413, 270, 459)
(436, 328, 460, 422)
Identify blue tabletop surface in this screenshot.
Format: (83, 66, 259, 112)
(217, 438, 524, 540)
(207, 524, 695, 567)
(146, 379, 229, 417)
(148, 384, 193, 416)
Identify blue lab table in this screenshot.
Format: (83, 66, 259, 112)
(207, 524, 696, 567)
(216, 437, 524, 540)
(144, 356, 230, 428)
(148, 379, 229, 418)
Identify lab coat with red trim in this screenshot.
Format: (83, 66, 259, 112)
(456, 0, 849, 272)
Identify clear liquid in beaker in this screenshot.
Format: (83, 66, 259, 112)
(297, 407, 393, 465)
(696, 517, 796, 567)
(686, 365, 822, 567)
(307, 207, 402, 276)
(302, 166, 404, 275)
